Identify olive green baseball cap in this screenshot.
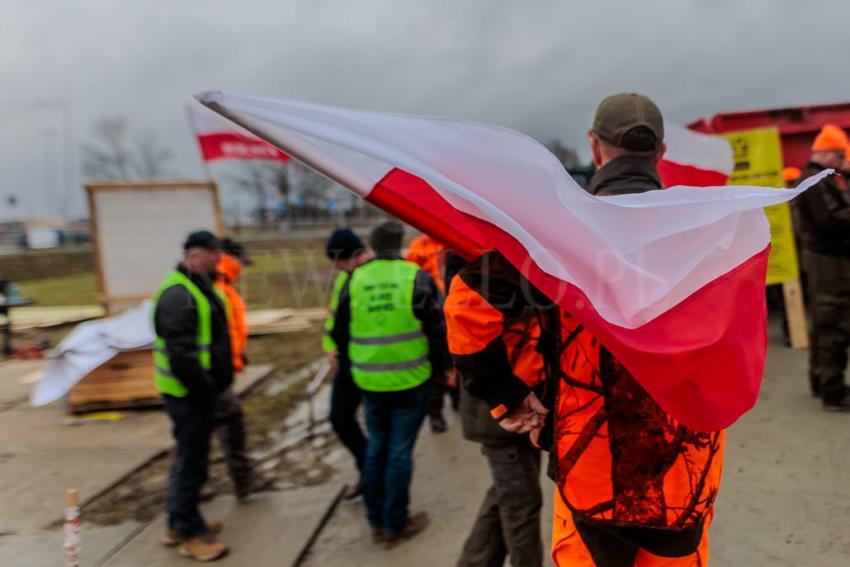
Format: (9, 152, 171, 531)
(592, 93, 664, 151)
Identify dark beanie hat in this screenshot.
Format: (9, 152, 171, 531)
(369, 221, 404, 254)
(326, 228, 365, 260)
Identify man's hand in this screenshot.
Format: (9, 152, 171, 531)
(445, 367, 458, 389)
(327, 350, 339, 371)
(499, 392, 547, 439)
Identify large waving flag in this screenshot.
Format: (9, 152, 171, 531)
(197, 91, 824, 431)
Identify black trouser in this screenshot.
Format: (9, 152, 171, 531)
(805, 250, 850, 401)
(164, 393, 216, 538)
(428, 369, 459, 418)
(457, 443, 543, 567)
(215, 387, 257, 496)
(329, 363, 367, 471)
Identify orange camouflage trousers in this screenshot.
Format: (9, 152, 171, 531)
(551, 490, 710, 567)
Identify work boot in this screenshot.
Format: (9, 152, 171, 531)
(344, 478, 364, 501)
(823, 395, 850, 412)
(162, 520, 223, 547)
(177, 533, 229, 562)
(384, 511, 430, 548)
(236, 475, 278, 503)
(371, 529, 387, 544)
(430, 415, 448, 434)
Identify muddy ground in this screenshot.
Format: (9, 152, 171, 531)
(77, 325, 340, 527)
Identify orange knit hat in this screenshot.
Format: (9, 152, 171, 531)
(812, 124, 849, 152)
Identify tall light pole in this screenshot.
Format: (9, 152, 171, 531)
(36, 100, 74, 220)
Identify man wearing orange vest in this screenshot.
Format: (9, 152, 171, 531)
(405, 233, 454, 432)
(214, 238, 275, 501)
(451, 254, 547, 567)
(795, 125, 850, 409)
(445, 94, 724, 566)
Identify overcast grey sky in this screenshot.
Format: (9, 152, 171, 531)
(5, 0, 850, 219)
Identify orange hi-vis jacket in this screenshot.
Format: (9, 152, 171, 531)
(405, 234, 446, 293)
(216, 253, 248, 373)
(444, 251, 724, 566)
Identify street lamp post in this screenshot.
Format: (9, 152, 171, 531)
(36, 100, 74, 220)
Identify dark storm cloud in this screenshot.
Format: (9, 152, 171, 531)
(4, 0, 850, 218)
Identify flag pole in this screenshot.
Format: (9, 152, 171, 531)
(185, 103, 214, 181)
(195, 93, 375, 199)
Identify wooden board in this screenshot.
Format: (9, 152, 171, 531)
(67, 350, 160, 414)
(783, 279, 809, 349)
(86, 181, 223, 315)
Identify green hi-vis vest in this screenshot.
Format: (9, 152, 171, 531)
(349, 259, 431, 392)
(322, 271, 350, 352)
(152, 270, 227, 398)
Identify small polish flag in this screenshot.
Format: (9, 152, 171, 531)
(187, 104, 290, 163)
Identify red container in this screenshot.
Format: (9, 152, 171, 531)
(689, 102, 850, 168)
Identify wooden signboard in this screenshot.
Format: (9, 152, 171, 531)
(86, 181, 223, 315)
(72, 181, 222, 412)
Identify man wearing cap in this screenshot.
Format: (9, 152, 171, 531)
(213, 238, 276, 501)
(323, 228, 372, 497)
(445, 94, 724, 566)
(153, 230, 231, 561)
(796, 124, 850, 410)
(332, 221, 446, 547)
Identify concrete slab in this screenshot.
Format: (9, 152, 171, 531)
(102, 488, 339, 567)
(304, 413, 557, 566)
(0, 523, 141, 567)
(712, 336, 850, 565)
(0, 359, 46, 409)
(0, 364, 273, 533)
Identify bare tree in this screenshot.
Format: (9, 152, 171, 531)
(82, 116, 173, 180)
(232, 163, 271, 225)
(265, 163, 291, 209)
(134, 130, 174, 179)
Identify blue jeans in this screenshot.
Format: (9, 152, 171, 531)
(362, 383, 430, 534)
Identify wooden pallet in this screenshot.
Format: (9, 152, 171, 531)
(67, 349, 161, 414)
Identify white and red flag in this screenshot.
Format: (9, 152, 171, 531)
(197, 91, 824, 431)
(187, 103, 290, 163)
(658, 123, 734, 187)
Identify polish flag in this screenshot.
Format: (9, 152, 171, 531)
(197, 91, 824, 431)
(187, 104, 290, 163)
(659, 123, 733, 187)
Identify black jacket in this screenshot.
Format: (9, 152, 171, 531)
(331, 254, 447, 403)
(153, 264, 234, 399)
(794, 161, 850, 255)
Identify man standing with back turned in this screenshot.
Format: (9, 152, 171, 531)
(154, 230, 231, 562)
(446, 94, 725, 566)
(332, 221, 446, 548)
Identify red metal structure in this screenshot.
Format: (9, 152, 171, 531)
(689, 102, 850, 168)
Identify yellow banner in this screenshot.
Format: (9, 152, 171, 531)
(723, 127, 799, 285)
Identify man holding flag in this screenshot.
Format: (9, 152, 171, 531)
(446, 94, 721, 566)
(197, 89, 827, 565)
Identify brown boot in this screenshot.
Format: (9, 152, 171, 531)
(384, 512, 430, 549)
(177, 533, 229, 561)
(162, 520, 223, 547)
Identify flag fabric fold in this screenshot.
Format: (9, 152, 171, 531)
(197, 91, 824, 431)
(658, 123, 734, 188)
